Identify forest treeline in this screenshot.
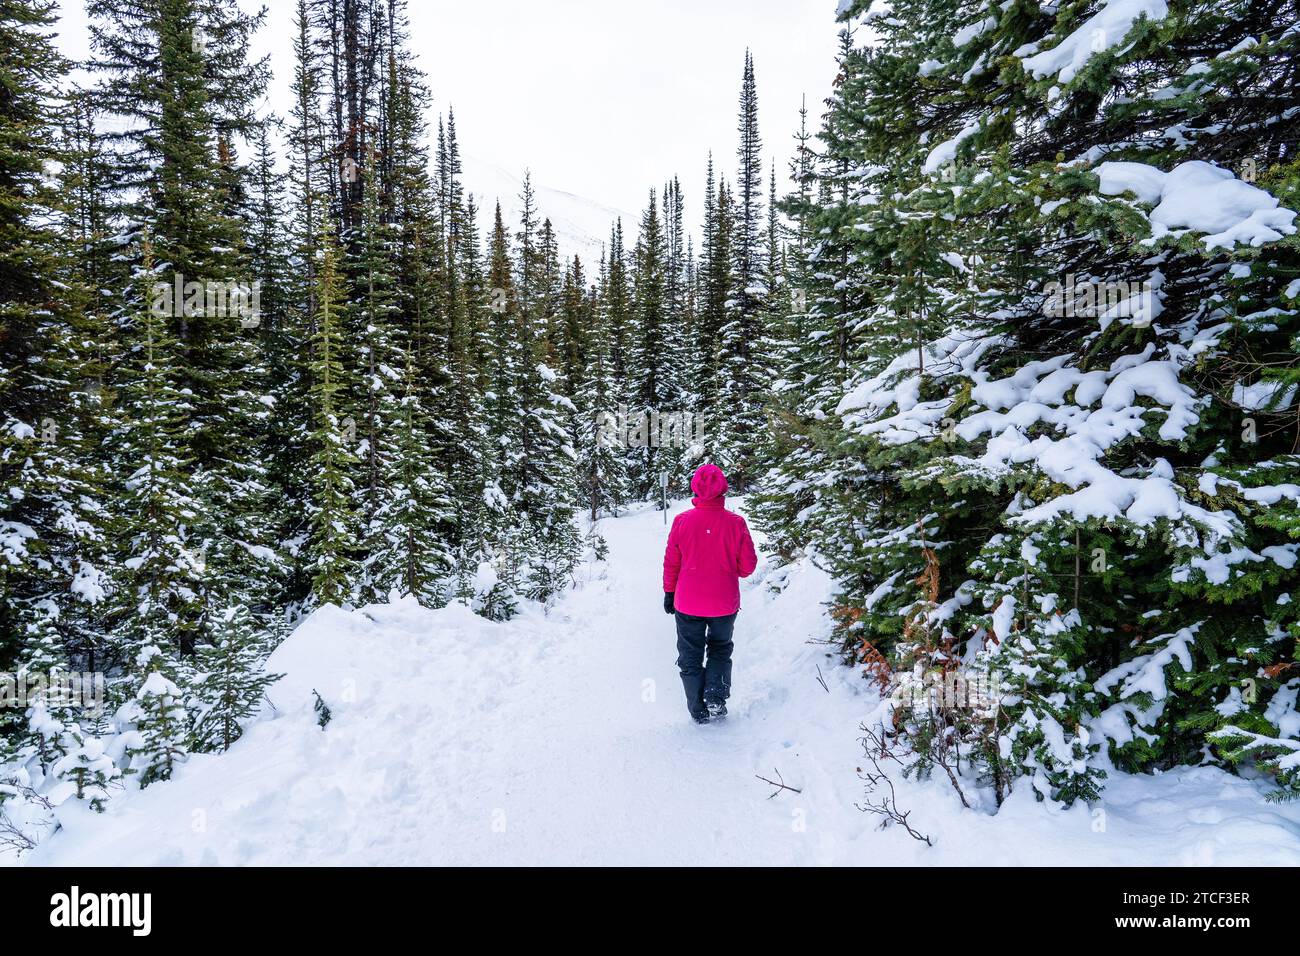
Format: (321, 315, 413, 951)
(2, 0, 1299, 844)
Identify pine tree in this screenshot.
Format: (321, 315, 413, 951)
(574, 251, 631, 519)
(555, 256, 590, 401)
(509, 190, 581, 601)
(304, 226, 359, 606)
(537, 218, 564, 361)
(111, 243, 203, 657)
(48, 723, 121, 813)
(0, 0, 116, 730)
(451, 193, 498, 564)
(86, 0, 277, 669)
(659, 177, 694, 487)
(245, 117, 294, 449)
(693, 155, 731, 455)
(752, 30, 879, 563)
(713, 177, 755, 477)
(605, 219, 633, 386)
(436, 109, 491, 558)
(350, 149, 408, 598)
(189, 605, 282, 753)
(315, 0, 388, 240)
(236, 120, 294, 624)
(733, 50, 764, 325)
(627, 189, 676, 498)
(119, 645, 190, 788)
(484, 202, 523, 514)
(718, 51, 770, 487)
(765, 0, 1300, 806)
(280, 0, 329, 608)
(366, 61, 456, 604)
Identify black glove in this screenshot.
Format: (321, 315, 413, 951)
(664, 592, 675, 615)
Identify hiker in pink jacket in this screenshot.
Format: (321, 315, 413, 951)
(662, 464, 758, 723)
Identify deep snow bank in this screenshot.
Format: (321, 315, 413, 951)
(26, 598, 540, 866)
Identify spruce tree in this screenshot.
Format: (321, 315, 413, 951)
(367, 63, 456, 604)
(693, 155, 731, 456)
(605, 219, 633, 385)
(627, 190, 676, 498)
(436, 110, 491, 559)
(350, 150, 408, 598)
(189, 605, 282, 753)
(752, 30, 880, 563)
(511, 193, 581, 600)
(0, 0, 115, 734)
(111, 243, 203, 657)
(304, 226, 359, 606)
(768, 0, 1300, 806)
(119, 645, 189, 788)
(719, 51, 770, 487)
(86, 0, 277, 665)
(574, 251, 631, 519)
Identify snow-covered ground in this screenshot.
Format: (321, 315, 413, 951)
(19, 501, 1300, 865)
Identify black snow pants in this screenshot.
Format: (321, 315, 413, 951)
(674, 611, 736, 721)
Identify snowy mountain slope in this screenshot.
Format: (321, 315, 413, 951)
(19, 502, 1300, 866)
(462, 155, 627, 262)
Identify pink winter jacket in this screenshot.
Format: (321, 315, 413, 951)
(663, 464, 759, 617)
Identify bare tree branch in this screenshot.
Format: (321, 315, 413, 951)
(755, 768, 803, 799)
(857, 723, 934, 846)
(0, 781, 56, 855)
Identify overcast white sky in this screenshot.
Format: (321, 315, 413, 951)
(53, 0, 843, 231)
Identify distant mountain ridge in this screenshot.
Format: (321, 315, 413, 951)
(461, 155, 628, 263)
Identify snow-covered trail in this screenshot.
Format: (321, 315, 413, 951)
(24, 501, 1300, 865)
(467, 500, 867, 865)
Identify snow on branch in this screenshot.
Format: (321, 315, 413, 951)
(1097, 160, 1298, 251)
(1018, 0, 1170, 84)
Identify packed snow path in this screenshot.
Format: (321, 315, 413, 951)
(26, 502, 1300, 865)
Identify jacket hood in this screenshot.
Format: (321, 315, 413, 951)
(690, 464, 729, 501)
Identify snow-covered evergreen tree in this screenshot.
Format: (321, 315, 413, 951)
(761, 0, 1300, 805)
(304, 226, 359, 606)
(626, 190, 679, 498)
(189, 605, 282, 753)
(717, 51, 772, 488)
(119, 645, 190, 788)
(574, 251, 632, 519)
